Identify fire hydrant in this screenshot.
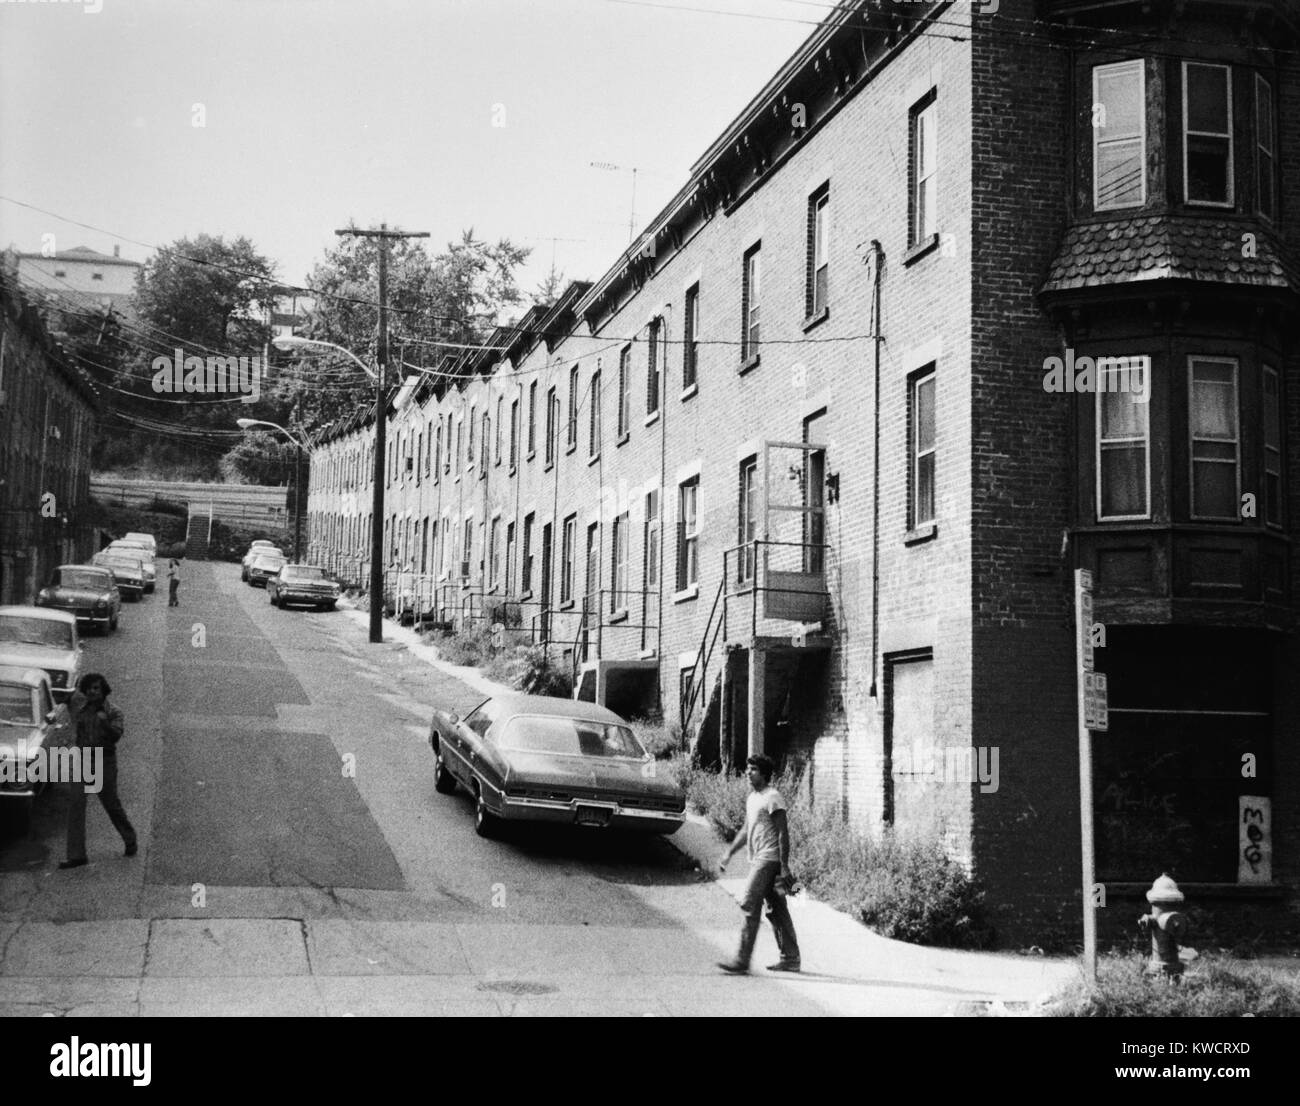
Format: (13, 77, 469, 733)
(1138, 873, 1187, 981)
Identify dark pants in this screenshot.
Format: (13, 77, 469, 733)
(168, 578, 179, 606)
(66, 750, 136, 862)
(736, 859, 801, 968)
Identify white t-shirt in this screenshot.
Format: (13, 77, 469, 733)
(745, 786, 787, 863)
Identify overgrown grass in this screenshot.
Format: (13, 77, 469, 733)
(672, 752, 992, 949)
(426, 627, 572, 697)
(1046, 952, 1300, 1017)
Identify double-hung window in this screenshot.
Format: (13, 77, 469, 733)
(545, 386, 557, 466)
(807, 185, 829, 317)
(1263, 365, 1283, 526)
(509, 398, 519, 468)
(647, 318, 661, 416)
(567, 365, 579, 448)
(560, 515, 576, 604)
(1255, 73, 1275, 221)
(738, 457, 758, 583)
(741, 244, 761, 364)
(1096, 358, 1151, 521)
(683, 284, 700, 391)
(677, 477, 699, 590)
(527, 381, 537, 455)
(495, 396, 504, 464)
(1184, 62, 1233, 206)
(488, 517, 500, 590)
(505, 522, 516, 592)
(589, 368, 602, 457)
(910, 370, 937, 527)
(611, 512, 629, 614)
(1189, 357, 1240, 519)
(522, 512, 535, 592)
(462, 519, 474, 579)
(910, 93, 938, 241)
(1093, 61, 1146, 211)
(617, 346, 631, 439)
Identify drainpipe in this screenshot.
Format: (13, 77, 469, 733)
(869, 239, 883, 698)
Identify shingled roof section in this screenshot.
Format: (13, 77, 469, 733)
(1040, 216, 1300, 297)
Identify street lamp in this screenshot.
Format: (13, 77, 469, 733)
(273, 332, 387, 644)
(235, 417, 311, 562)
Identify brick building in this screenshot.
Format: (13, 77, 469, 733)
(307, 0, 1300, 943)
(0, 265, 100, 605)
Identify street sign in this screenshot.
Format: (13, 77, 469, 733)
(1079, 592, 1094, 673)
(1083, 671, 1108, 732)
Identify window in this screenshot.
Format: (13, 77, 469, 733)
(807, 185, 829, 317)
(561, 515, 576, 604)
(567, 365, 579, 448)
(510, 397, 519, 468)
(644, 489, 659, 593)
(683, 283, 700, 391)
(545, 386, 557, 466)
(1263, 365, 1283, 526)
(589, 368, 602, 456)
(1096, 358, 1151, 521)
(910, 370, 936, 527)
(455, 418, 463, 476)
(910, 92, 938, 241)
(1189, 357, 1240, 519)
(480, 413, 490, 471)
(677, 477, 699, 590)
(1184, 62, 1233, 206)
(1093, 61, 1145, 211)
(1255, 74, 1275, 221)
(468, 407, 477, 468)
(488, 517, 500, 590)
(611, 512, 629, 614)
(527, 382, 537, 455)
(444, 419, 452, 473)
(415, 432, 423, 483)
(738, 457, 758, 583)
(741, 244, 761, 364)
(522, 512, 535, 592)
(505, 521, 516, 591)
(462, 519, 474, 579)
(617, 346, 631, 439)
(647, 318, 661, 416)
(495, 396, 504, 463)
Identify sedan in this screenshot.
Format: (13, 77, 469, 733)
(247, 552, 286, 587)
(35, 564, 121, 633)
(0, 607, 82, 702)
(429, 693, 686, 838)
(92, 550, 146, 600)
(107, 540, 157, 592)
(0, 666, 68, 827)
(267, 564, 340, 610)
(242, 543, 282, 582)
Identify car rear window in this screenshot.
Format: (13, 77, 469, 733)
(0, 615, 73, 650)
(496, 716, 646, 758)
(0, 684, 35, 725)
(282, 567, 326, 581)
(58, 570, 112, 589)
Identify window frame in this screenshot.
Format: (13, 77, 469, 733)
(488, 516, 500, 591)
(567, 364, 579, 449)
(1095, 356, 1153, 523)
(909, 369, 937, 528)
(677, 476, 700, 592)
(647, 317, 662, 417)
(1092, 60, 1147, 212)
(527, 381, 537, 457)
(1255, 72, 1276, 222)
(683, 283, 700, 394)
(807, 184, 830, 319)
(1188, 355, 1241, 521)
(909, 91, 939, 242)
(611, 511, 629, 615)
(560, 514, 576, 605)
(545, 385, 557, 467)
(741, 243, 761, 366)
(738, 456, 758, 584)
(589, 367, 602, 458)
(1182, 60, 1235, 209)
(495, 396, 504, 465)
(617, 345, 632, 441)
(1263, 364, 1283, 528)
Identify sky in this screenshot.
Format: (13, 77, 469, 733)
(0, 0, 837, 306)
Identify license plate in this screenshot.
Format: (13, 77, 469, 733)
(575, 805, 613, 827)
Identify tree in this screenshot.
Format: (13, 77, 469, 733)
(535, 263, 567, 308)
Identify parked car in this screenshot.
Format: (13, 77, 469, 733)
(266, 564, 340, 610)
(0, 666, 69, 828)
(242, 543, 282, 582)
(0, 608, 82, 702)
(35, 564, 121, 633)
(247, 551, 286, 587)
(429, 693, 686, 838)
(92, 550, 146, 600)
(123, 532, 157, 555)
(107, 540, 156, 593)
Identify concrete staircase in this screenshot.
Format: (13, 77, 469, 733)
(185, 506, 212, 560)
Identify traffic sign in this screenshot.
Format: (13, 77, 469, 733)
(1083, 672, 1108, 731)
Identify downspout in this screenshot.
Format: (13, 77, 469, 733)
(869, 239, 883, 698)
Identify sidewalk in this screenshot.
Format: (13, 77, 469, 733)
(337, 600, 1082, 1015)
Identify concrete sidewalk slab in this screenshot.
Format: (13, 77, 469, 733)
(138, 975, 326, 1017)
(2, 920, 148, 977)
(143, 918, 310, 977)
(306, 920, 472, 975)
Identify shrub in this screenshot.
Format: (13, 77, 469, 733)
(627, 717, 684, 760)
(429, 624, 494, 667)
(1046, 952, 1300, 1017)
(516, 645, 572, 698)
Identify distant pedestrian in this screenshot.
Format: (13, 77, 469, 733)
(59, 673, 137, 869)
(167, 555, 181, 606)
(717, 754, 802, 975)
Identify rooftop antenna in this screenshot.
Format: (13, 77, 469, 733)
(590, 161, 639, 244)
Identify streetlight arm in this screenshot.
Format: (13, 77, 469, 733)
(272, 335, 377, 381)
(236, 418, 313, 454)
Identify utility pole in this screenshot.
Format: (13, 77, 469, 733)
(335, 223, 430, 644)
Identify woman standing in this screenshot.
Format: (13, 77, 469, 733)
(59, 673, 137, 869)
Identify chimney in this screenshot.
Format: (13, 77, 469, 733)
(113, 245, 120, 258)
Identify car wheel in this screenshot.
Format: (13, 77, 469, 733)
(110, 615, 118, 632)
(433, 747, 458, 794)
(322, 602, 336, 612)
(1, 796, 33, 835)
(268, 589, 275, 605)
(241, 569, 248, 581)
(473, 785, 500, 838)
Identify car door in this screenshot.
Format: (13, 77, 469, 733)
(450, 700, 498, 787)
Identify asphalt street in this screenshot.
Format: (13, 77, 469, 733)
(0, 561, 867, 1016)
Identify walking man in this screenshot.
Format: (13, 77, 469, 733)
(717, 753, 802, 974)
(167, 554, 181, 607)
(59, 673, 137, 869)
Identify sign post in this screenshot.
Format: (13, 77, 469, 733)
(1075, 568, 1104, 983)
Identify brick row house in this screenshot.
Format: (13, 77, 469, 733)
(0, 264, 100, 606)
(307, 0, 1300, 942)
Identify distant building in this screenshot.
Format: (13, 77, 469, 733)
(0, 265, 100, 606)
(13, 244, 142, 313)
